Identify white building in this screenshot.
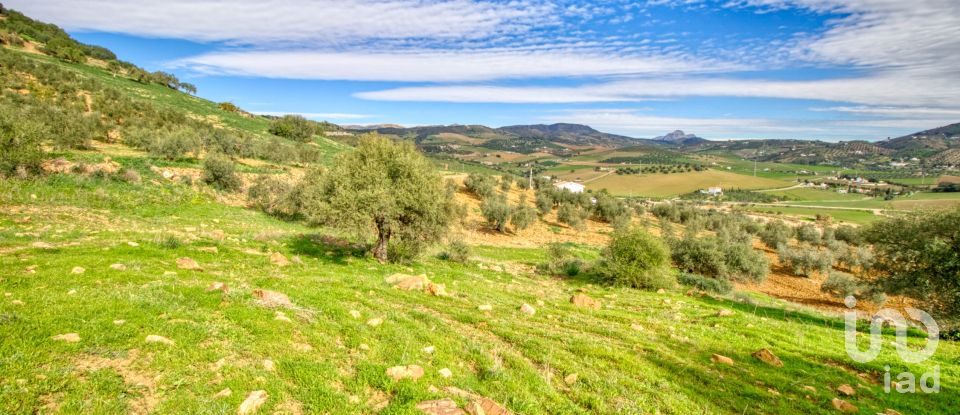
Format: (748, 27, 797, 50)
(701, 186, 723, 196)
(555, 181, 585, 193)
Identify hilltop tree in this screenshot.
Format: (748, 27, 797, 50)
(269, 114, 315, 142)
(300, 135, 455, 262)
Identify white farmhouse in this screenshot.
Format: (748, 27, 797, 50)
(700, 186, 723, 196)
(555, 181, 585, 193)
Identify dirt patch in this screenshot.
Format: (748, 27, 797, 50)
(73, 349, 159, 414)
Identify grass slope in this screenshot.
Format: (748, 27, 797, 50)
(1, 174, 956, 414)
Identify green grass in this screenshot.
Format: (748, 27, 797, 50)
(2, 173, 957, 414)
(738, 205, 881, 225)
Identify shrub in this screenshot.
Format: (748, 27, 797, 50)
(535, 190, 553, 215)
(595, 227, 675, 289)
(593, 192, 631, 224)
(481, 195, 512, 232)
(148, 128, 200, 160)
(248, 176, 295, 216)
(557, 203, 586, 229)
(820, 271, 861, 298)
(464, 173, 497, 198)
(678, 272, 733, 295)
(0, 106, 45, 176)
(118, 168, 141, 184)
(218, 102, 240, 113)
(723, 243, 770, 283)
(795, 224, 821, 244)
(201, 154, 242, 191)
(651, 203, 680, 222)
(268, 115, 315, 142)
(499, 175, 513, 192)
(778, 244, 832, 277)
(670, 236, 728, 278)
(439, 239, 471, 263)
(510, 196, 537, 231)
(834, 225, 863, 245)
(758, 220, 793, 249)
(537, 243, 584, 277)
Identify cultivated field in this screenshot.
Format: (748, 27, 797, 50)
(586, 170, 788, 198)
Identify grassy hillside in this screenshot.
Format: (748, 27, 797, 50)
(2, 175, 957, 414)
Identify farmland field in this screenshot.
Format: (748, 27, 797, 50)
(586, 170, 789, 198)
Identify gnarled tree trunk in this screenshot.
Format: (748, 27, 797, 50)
(372, 220, 391, 263)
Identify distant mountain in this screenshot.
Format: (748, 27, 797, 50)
(879, 122, 960, 156)
(343, 123, 405, 130)
(652, 130, 708, 146)
(496, 123, 638, 146)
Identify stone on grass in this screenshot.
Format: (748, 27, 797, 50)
(439, 368, 453, 378)
(656, 288, 666, 294)
(145, 335, 175, 346)
(564, 373, 578, 385)
(207, 282, 229, 293)
(520, 303, 536, 316)
(176, 257, 202, 270)
(717, 309, 735, 317)
(31, 242, 54, 249)
(837, 384, 855, 396)
(883, 409, 903, 415)
(238, 390, 268, 415)
(67, 289, 77, 295)
(386, 365, 424, 381)
(274, 311, 291, 322)
(366, 318, 383, 327)
(127, 241, 140, 247)
(251, 289, 293, 308)
(464, 397, 512, 415)
(478, 304, 493, 312)
(349, 310, 361, 319)
(52, 333, 81, 343)
(831, 398, 858, 413)
(11, 299, 24, 306)
(393, 274, 429, 291)
(71, 266, 85, 274)
(109, 263, 127, 271)
(427, 282, 449, 297)
(416, 398, 465, 415)
(423, 345, 435, 354)
(269, 252, 291, 267)
(113, 319, 126, 325)
(197, 246, 219, 254)
(570, 293, 601, 310)
(24, 265, 37, 274)
(213, 388, 232, 399)
(752, 349, 783, 367)
(262, 359, 275, 371)
(711, 354, 734, 365)
(630, 324, 644, 331)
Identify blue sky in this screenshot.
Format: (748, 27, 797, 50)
(10, 0, 960, 140)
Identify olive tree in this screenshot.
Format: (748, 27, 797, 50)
(300, 135, 455, 262)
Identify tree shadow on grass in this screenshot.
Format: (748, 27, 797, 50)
(288, 233, 368, 265)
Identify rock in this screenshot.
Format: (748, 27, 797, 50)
(564, 373, 578, 385)
(464, 397, 512, 415)
(386, 364, 424, 381)
(656, 288, 666, 294)
(52, 333, 80, 343)
(831, 398, 858, 413)
(711, 354, 734, 365)
(11, 299, 24, 306)
(31, 241, 54, 249)
(349, 310, 361, 319)
(176, 257, 202, 270)
(109, 263, 127, 271)
(207, 282, 229, 292)
(145, 335, 175, 346)
(384, 273, 413, 284)
(238, 390, 268, 415)
(520, 303, 536, 316)
(213, 388, 232, 399)
(423, 345, 436, 354)
(802, 385, 816, 392)
(630, 324, 644, 331)
(205, 230, 226, 241)
(394, 274, 429, 291)
(752, 349, 783, 367)
(67, 289, 77, 295)
(439, 368, 453, 378)
(837, 384, 855, 396)
(113, 319, 125, 325)
(127, 241, 140, 247)
(251, 289, 293, 308)
(717, 309, 735, 317)
(883, 409, 903, 415)
(359, 343, 370, 351)
(71, 266, 85, 274)
(24, 265, 37, 274)
(427, 282, 449, 297)
(367, 318, 383, 327)
(416, 398, 465, 415)
(478, 304, 493, 312)
(269, 252, 290, 267)
(570, 293, 601, 310)
(197, 246, 219, 254)
(262, 359, 275, 371)
(274, 311, 291, 322)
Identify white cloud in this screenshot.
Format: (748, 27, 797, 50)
(178, 49, 739, 82)
(6, 0, 556, 45)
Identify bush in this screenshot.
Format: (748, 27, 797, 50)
(537, 243, 584, 277)
(510, 196, 536, 231)
(118, 168, 141, 184)
(593, 192, 631, 223)
(758, 220, 793, 249)
(821, 271, 860, 298)
(481, 195, 512, 232)
(201, 154, 242, 191)
(595, 227, 675, 289)
(834, 225, 863, 245)
(557, 203, 586, 229)
(795, 224, 821, 244)
(778, 244, 832, 277)
(148, 128, 200, 160)
(247, 175, 295, 216)
(499, 175, 513, 192)
(535, 190, 553, 215)
(439, 239, 471, 263)
(268, 115, 315, 142)
(723, 243, 770, 283)
(464, 173, 497, 198)
(670, 236, 728, 278)
(0, 106, 45, 176)
(678, 272, 733, 295)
